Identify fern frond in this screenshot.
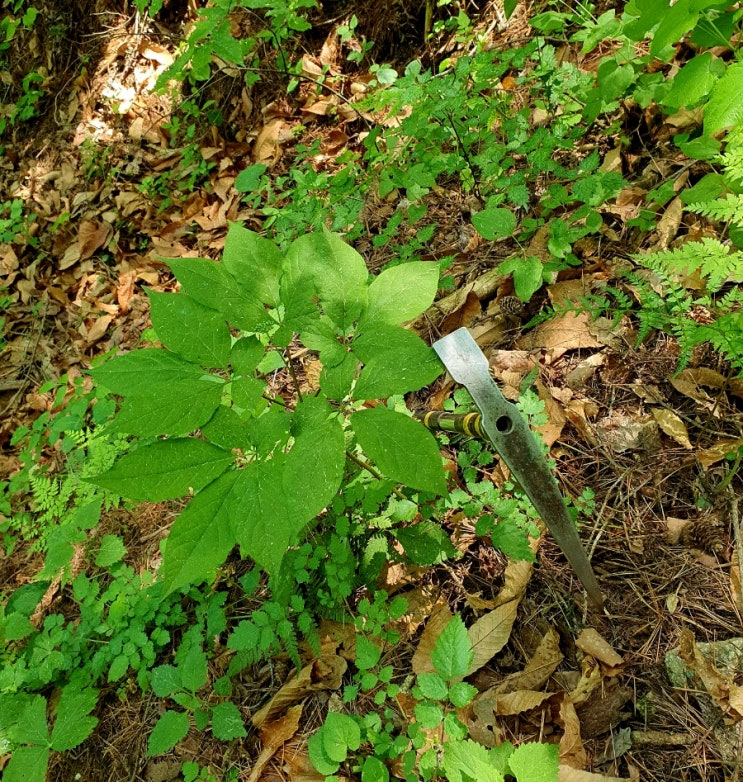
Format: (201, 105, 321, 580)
(719, 145, 743, 187)
(636, 238, 743, 292)
(688, 194, 743, 227)
(698, 312, 743, 376)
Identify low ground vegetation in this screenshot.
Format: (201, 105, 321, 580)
(1, 0, 743, 780)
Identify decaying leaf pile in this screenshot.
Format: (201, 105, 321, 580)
(1, 0, 743, 780)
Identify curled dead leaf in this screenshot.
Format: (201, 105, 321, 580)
(575, 628, 623, 668)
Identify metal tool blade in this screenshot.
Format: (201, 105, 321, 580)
(433, 327, 604, 608)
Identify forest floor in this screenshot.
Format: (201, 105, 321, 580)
(1, 1, 743, 781)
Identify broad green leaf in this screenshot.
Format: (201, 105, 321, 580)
(284, 410, 345, 520)
(90, 350, 223, 437)
(227, 620, 260, 651)
(166, 256, 268, 331)
(6, 582, 50, 617)
(448, 681, 478, 707)
(321, 712, 361, 763)
(302, 316, 348, 367)
(151, 665, 182, 697)
(365, 262, 439, 324)
(4, 613, 36, 641)
(490, 522, 535, 562)
(147, 291, 231, 368)
(221, 223, 283, 307)
(89, 439, 233, 501)
(234, 163, 267, 192)
(161, 471, 239, 595)
(229, 460, 294, 574)
(650, 0, 698, 60)
(94, 534, 126, 567)
(353, 324, 443, 399)
(147, 710, 190, 756)
(181, 646, 208, 692)
(285, 229, 368, 330)
(200, 405, 251, 450)
(50, 685, 99, 751)
(211, 19, 243, 63)
(431, 614, 473, 680)
(472, 207, 517, 240)
(320, 352, 358, 401)
(211, 701, 247, 740)
(90, 348, 203, 396)
(596, 59, 634, 103)
(663, 52, 723, 109)
(498, 256, 543, 302)
(351, 408, 447, 494)
(231, 376, 268, 415)
(507, 742, 559, 782)
(443, 740, 505, 782)
(13, 695, 48, 745)
(705, 62, 743, 136)
(362, 755, 390, 782)
(414, 701, 444, 729)
(280, 268, 318, 332)
(231, 335, 265, 375)
(3, 746, 50, 782)
(246, 406, 291, 457)
(111, 378, 223, 437)
(416, 672, 448, 701)
(108, 654, 129, 683)
(308, 731, 340, 776)
(229, 418, 343, 572)
(355, 635, 382, 670)
(395, 521, 456, 565)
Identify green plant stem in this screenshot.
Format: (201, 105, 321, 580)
(284, 345, 304, 401)
(715, 449, 743, 495)
(345, 449, 406, 500)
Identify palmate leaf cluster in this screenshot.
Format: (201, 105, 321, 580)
(88, 224, 448, 595)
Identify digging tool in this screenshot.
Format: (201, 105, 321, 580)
(427, 327, 605, 608)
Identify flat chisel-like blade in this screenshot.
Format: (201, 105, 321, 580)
(433, 328, 604, 608)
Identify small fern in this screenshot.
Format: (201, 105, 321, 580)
(637, 237, 743, 293)
(687, 193, 743, 225)
(626, 133, 743, 376)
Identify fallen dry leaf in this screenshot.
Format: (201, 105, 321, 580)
(568, 656, 603, 706)
(651, 196, 684, 250)
(494, 628, 563, 694)
(440, 289, 482, 333)
(516, 310, 603, 356)
(247, 704, 303, 782)
(491, 689, 553, 716)
(535, 380, 566, 447)
(251, 654, 347, 728)
(665, 517, 690, 544)
(77, 220, 114, 260)
(651, 408, 692, 449)
(466, 598, 519, 676)
(575, 628, 624, 668)
(678, 629, 743, 719)
(253, 118, 287, 167)
(558, 696, 586, 769)
(697, 438, 743, 469)
(597, 414, 660, 453)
